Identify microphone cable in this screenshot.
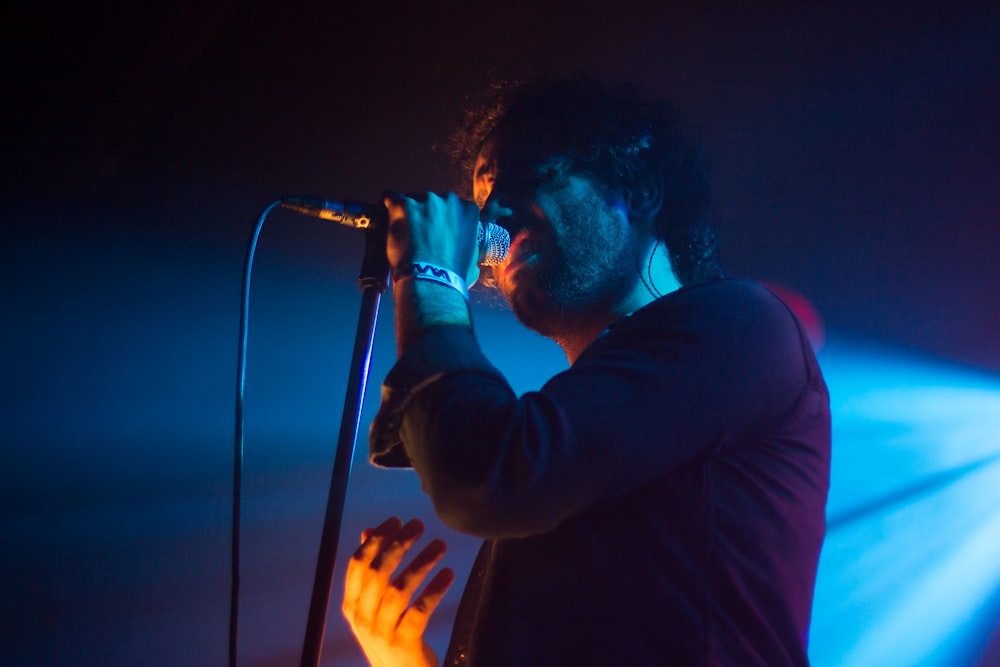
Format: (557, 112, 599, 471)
(227, 197, 507, 666)
(229, 198, 282, 667)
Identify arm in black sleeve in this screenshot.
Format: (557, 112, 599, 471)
(369, 279, 826, 538)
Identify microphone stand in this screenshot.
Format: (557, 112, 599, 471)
(300, 216, 389, 667)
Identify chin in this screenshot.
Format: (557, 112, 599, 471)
(503, 281, 557, 337)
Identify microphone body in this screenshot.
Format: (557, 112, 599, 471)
(281, 195, 510, 266)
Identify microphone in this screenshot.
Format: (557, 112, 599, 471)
(280, 195, 510, 266)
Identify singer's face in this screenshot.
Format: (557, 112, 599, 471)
(474, 127, 641, 338)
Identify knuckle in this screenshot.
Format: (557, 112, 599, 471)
(390, 573, 414, 593)
(382, 582, 404, 600)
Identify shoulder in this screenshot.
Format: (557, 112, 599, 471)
(645, 278, 791, 320)
(590, 278, 824, 395)
(617, 278, 805, 349)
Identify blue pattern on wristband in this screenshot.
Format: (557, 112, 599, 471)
(395, 262, 469, 300)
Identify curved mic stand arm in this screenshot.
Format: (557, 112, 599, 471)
(300, 216, 390, 667)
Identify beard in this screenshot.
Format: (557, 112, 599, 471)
(500, 187, 639, 340)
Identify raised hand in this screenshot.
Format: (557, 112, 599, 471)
(342, 517, 455, 667)
(383, 191, 482, 286)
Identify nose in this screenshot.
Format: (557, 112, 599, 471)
(479, 196, 514, 230)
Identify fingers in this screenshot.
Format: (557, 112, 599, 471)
(343, 516, 404, 618)
(372, 538, 448, 637)
(382, 190, 411, 226)
(396, 566, 455, 642)
(382, 191, 482, 273)
(358, 516, 403, 554)
(343, 517, 453, 647)
(351, 519, 425, 626)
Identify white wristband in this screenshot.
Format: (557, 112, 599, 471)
(394, 262, 469, 300)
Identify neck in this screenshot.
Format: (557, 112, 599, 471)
(556, 237, 680, 364)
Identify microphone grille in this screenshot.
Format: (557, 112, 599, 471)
(479, 223, 510, 266)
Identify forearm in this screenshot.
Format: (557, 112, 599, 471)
(392, 276, 472, 357)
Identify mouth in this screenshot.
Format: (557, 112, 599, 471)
(502, 233, 540, 280)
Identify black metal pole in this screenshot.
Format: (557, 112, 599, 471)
(300, 220, 389, 667)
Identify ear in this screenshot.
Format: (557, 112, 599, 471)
(625, 171, 664, 224)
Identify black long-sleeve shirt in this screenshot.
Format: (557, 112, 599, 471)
(370, 278, 831, 666)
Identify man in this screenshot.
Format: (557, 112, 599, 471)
(341, 78, 830, 666)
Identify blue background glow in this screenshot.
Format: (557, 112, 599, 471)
(3, 1, 998, 665)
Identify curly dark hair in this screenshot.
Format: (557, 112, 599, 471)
(443, 76, 722, 286)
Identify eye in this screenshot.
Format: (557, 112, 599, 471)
(486, 161, 569, 206)
(531, 167, 561, 188)
(530, 155, 575, 188)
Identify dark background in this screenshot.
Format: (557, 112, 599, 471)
(5, 1, 999, 373)
(3, 1, 999, 666)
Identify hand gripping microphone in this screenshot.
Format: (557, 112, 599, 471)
(280, 195, 510, 266)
